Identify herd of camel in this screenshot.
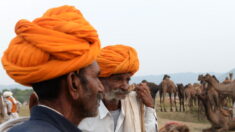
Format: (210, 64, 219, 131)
(1, 73, 235, 131)
(141, 73, 235, 132)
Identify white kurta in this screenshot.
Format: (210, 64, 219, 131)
(78, 99, 158, 132)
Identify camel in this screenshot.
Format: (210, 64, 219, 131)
(223, 77, 232, 84)
(200, 74, 221, 111)
(223, 73, 234, 84)
(159, 122, 190, 132)
(142, 80, 159, 99)
(229, 73, 233, 81)
(142, 80, 159, 109)
(184, 84, 198, 111)
(159, 74, 178, 112)
(204, 74, 235, 100)
(177, 84, 185, 112)
(198, 90, 235, 132)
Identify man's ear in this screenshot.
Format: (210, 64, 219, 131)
(67, 72, 82, 100)
(29, 92, 39, 111)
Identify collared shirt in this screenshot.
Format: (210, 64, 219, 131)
(38, 104, 63, 116)
(8, 106, 81, 132)
(78, 101, 158, 132)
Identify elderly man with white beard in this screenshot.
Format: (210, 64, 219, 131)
(78, 44, 158, 132)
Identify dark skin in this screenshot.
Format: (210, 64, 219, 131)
(29, 62, 104, 125)
(100, 73, 153, 111)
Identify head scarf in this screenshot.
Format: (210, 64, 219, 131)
(3, 91, 13, 98)
(97, 45, 139, 77)
(1, 5, 100, 86)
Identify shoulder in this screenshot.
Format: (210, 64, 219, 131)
(0, 117, 29, 132)
(8, 119, 60, 132)
(78, 102, 110, 131)
(78, 114, 101, 131)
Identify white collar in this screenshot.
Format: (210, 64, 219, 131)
(99, 100, 125, 119)
(38, 104, 63, 116)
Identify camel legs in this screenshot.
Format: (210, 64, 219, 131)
(169, 93, 173, 112)
(179, 98, 182, 112)
(160, 92, 167, 112)
(179, 98, 185, 112)
(174, 92, 178, 112)
(160, 92, 162, 112)
(182, 97, 185, 112)
(163, 93, 167, 112)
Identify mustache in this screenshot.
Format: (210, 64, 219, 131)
(112, 89, 130, 95)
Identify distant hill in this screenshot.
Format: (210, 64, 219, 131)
(131, 72, 223, 85)
(217, 68, 235, 82)
(131, 68, 235, 85)
(1, 68, 234, 89)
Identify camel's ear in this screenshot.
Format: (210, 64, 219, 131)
(66, 71, 82, 100)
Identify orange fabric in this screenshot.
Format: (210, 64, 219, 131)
(7, 97, 17, 113)
(2, 5, 100, 86)
(97, 45, 139, 77)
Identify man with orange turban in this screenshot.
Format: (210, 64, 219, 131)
(79, 45, 158, 132)
(1, 5, 104, 132)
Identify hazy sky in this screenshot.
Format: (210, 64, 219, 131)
(0, 0, 235, 85)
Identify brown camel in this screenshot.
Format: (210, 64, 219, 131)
(177, 84, 185, 112)
(223, 73, 234, 84)
(159, 74, 178, 112)
(204, 74, 235, 99)
(229, 73, 233, 81)
(223, 77, 232, 84)
(184, 83, 198, 111)
(159, 122, 190, 132)
(198, 91, 235, 132)
(200, 74, 222, 111)
(142, 80, 159, 109)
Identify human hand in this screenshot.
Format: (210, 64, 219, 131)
(135, 83, 154, 108)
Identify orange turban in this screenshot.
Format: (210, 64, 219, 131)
(97, 45, 139, 77)
(1, 5, 100, 86)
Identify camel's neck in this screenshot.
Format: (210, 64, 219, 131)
(214, 82, 235, 95)
(200, 98, 213, 121)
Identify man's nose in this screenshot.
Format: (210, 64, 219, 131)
(121, 81, 129, 91)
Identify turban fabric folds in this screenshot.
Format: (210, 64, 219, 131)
(1, 5, 100, 86)
(97, 45, 139, 77)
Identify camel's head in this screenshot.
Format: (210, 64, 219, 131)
(212, 75, 219, 83)
(177, 83, 184, 94)
(198, 74, 207, 85)
(198, 74, 203, 81)
(141, 80, 147, 83)
(203, 73, 212, 81)
(229, 72, 233, 80)
(177, 83, 183, 88)
(163, 74, 170, 80)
